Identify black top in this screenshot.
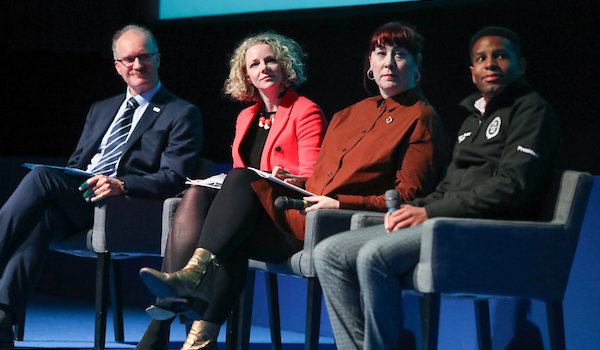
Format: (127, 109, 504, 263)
(240, 111, 275, 169)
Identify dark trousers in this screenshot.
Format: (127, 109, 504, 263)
(196, 168, 303, 324)
(0, 167, 93, 321)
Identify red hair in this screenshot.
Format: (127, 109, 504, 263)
(363, 22, 424, 92)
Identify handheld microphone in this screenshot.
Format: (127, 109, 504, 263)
(274, 196, 317, 210)
(385, 189, 400, 213)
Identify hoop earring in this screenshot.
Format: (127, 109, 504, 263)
(414, 70, 421, 84)
(367, 68, 375, 81)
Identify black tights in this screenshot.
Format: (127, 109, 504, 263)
(164, 168, 302, 324)
(161, 185, 218, 274)
(136, 168, 302, 350)
(198, 168, 303, 323)
(136, 187, 218, 350)
(137, 168, 303, 349)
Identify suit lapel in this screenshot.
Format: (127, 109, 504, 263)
(122, 87, 172, 156)
(239, 103, 261, 140)
(79, 95, 124, 167)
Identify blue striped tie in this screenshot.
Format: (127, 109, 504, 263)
(91, 97, 139, 176)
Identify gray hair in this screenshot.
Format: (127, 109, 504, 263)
(112, 24, 159, 60)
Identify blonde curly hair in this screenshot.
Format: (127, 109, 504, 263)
(224, 32, 307, 102)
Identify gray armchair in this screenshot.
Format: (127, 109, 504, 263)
(16, 158, 213, 350)
(47, 195, 166, 350)
(350, 170, 593, 350)
(231, 209, 362, 350)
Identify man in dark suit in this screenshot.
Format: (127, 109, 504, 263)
(0, 24, 203, 347)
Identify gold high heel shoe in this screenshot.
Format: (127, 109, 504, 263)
(140, 248, 214, 304)
(144, 297, 209, 321)
(181, 320, 220, 350)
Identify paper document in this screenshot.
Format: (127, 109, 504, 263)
(185, 168, 315, 196)
(185, 173, 227, 190)
(23, 163, 95, 177)
(247, 167, 316, 196)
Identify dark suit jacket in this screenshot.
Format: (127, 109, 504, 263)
(67, 86, 203, 198)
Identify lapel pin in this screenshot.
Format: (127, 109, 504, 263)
(153, 106, 161, 113)
(386, 116, 393, 124)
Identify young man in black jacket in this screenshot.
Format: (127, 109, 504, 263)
(314, 26, 563, 350)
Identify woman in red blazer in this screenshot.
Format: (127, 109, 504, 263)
(140, 22, 449, 349)
(134, 32, 327, 350)
(231, 88, 327, 178)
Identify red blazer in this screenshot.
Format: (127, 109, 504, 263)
(231, 90, 327, 177)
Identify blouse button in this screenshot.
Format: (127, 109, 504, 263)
(327, 172, 332, 176)
(342, 148, 346, 152)
(275, 146, 281, 152)
(362, 130, 366, 133)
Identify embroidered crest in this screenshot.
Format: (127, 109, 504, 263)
(486, 116, 501, 139)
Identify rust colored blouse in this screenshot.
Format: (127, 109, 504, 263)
(254, 87, 450, 240)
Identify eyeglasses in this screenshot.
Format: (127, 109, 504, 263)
(115, 53, 158, 67)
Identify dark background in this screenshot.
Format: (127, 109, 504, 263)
(0, 1, 599, 344)
(1, 0, 598, 174)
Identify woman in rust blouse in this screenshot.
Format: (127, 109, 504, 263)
(139, 22, 449, 349)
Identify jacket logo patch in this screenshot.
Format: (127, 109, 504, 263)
(486, 116, 501, 139)
(458, 131, 472, 143)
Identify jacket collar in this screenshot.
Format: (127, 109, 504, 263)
(373, 86, 426, 110)
(460, 75, 533, 116)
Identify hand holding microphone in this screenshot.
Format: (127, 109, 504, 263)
(385, 189, 400, 212)
(274, 196, 317, 210)
(384, 189, 428, 232)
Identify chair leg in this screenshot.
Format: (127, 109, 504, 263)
(109, 258, 124, 343)
(265, 273, 282, 350)
(226, 310, 239, 350)
(474, 300, 492, 350)
(419, 293, 440, 350)
(546, 301, 566, 350)
(225, 270, 256, 350)
(95, 252, 110, 350)
(305, 277, 322, 350)
(13, 313, 25, 341)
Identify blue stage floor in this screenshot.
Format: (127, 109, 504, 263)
(15, 294, 335, 349)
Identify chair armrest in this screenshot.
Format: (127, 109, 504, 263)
(304, 209, 364, 249)
(350, 211, 386, 230)
(413, 217, 574, 301)
(162, 197, 183, 256)
(296, 209, 369, 277)
(90, 195, 165, 255)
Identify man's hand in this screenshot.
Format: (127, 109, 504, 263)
(79, 175, 125, 202)
(384, 205, 428, 233)
(302, 195, 340, 213)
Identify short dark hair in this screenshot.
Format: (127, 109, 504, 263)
(469, 26, 521, 59)
(363, 22, 424, 93)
